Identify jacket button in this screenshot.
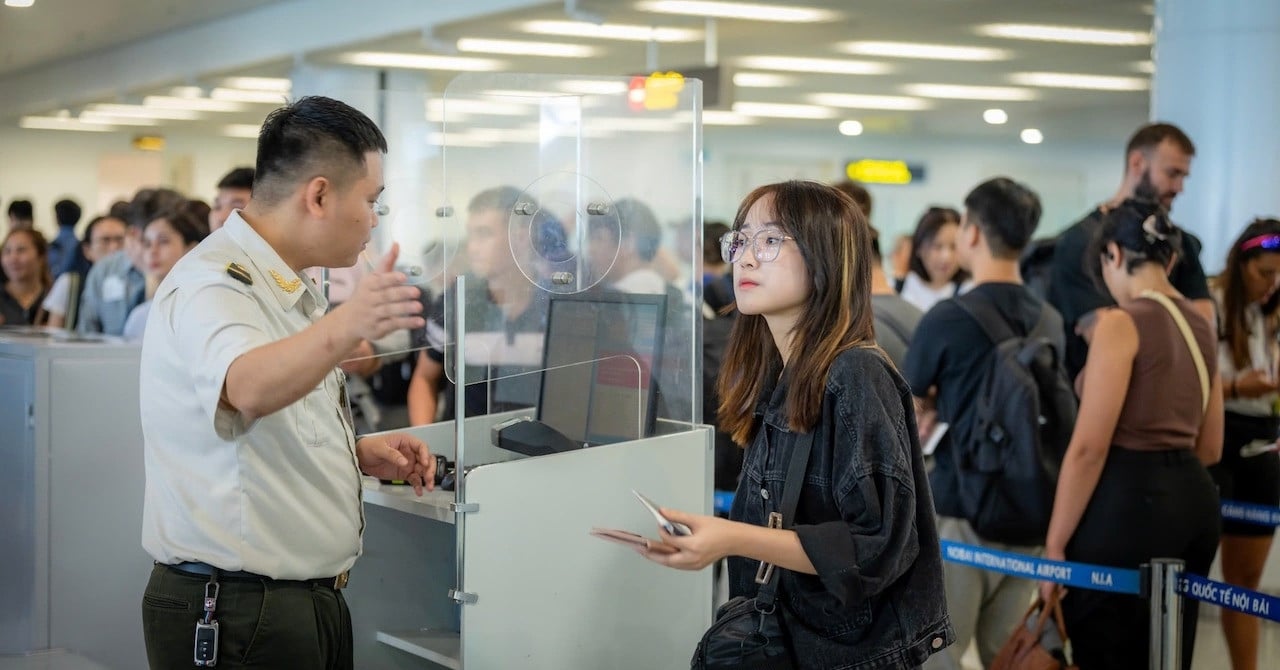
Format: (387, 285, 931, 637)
(760, 488, 769, 500)
(931, 637, 943, 649)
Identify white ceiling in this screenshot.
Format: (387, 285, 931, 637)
(0, 0, 1156, 141)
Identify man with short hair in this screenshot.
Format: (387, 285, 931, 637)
(1047, 122, 1213, 380)
(869, 228, 922, 370)
(139, 96, 435, 669)
(906, 177, 1063, 670)
(209, 166, 254, 233)
(48, 198, 82, 277)
(7, 199, 34, 231)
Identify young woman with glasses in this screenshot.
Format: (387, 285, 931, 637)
(637, 180, 953, 667)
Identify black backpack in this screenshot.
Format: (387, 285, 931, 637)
(952, 294, 1077, 545)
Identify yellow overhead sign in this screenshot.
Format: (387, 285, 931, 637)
(845, 159, 922, 185)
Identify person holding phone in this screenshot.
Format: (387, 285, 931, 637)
(636, 181, 953, 667)
(1209, 218, 1280, 670)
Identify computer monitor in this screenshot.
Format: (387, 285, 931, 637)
(537, 291, 667, 446)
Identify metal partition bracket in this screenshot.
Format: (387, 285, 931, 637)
(450, 502, 479, 513)
(448, 589, 478, 605)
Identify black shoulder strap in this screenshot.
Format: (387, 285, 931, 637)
(953, 291, 1017, 345)
(754, 429, 814, 605)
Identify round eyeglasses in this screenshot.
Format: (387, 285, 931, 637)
(720, 229, 795, 264)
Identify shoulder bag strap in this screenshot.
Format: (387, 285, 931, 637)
(1140, 290, 1210, 412)
(953, 291, 1017, 345)
(754, 429, 815, 606)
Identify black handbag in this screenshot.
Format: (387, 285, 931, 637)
(691, 430, 813, 669)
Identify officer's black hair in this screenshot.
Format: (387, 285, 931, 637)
(54, 199, 82, 229)
(216, 166, 255, 191)
(253, 96, 388, 206)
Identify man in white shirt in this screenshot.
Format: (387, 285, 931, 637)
(139, 96, 435, 669)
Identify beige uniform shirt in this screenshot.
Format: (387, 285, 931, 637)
(140, 211, 363, 580)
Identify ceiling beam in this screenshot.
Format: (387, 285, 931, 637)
(0, 0, 539, 119)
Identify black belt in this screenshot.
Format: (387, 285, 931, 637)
(167, 561, 349, 590)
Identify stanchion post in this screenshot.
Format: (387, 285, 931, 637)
(1146, 558, 1184, 670)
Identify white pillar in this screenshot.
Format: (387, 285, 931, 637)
(1151, 0, 1280, 273)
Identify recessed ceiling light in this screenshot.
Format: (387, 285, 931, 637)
(1021, 128, 1044, 144)
(143, 96, 247, 113)
(1010, 72, 1148, 91)
(219, 77, 291, 92)
(838, 41, 1011, 61)
(838, 120, 864, 136)
(339, 52, 503, 71)
(20, 116, 117, 132)
(808, 92, 931, 111)
(732, 72, 794, 88)
(737, 56, 890, 76)
(522, 20, 700, 42)
(983, 108, 1008, 124)
(636, 1, 838, 23)
(902, 83, 1037, 101)
(5, 0, 36, 8)
(456, 38, 597, 58)
(977, 23, 1151, 46)
(731, 102, 836, 119)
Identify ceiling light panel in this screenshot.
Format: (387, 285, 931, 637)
(339, 52, 503, 71)
(732, 72, 794, 88)
(976, 23, 1151, 46)
(211, 88, 291, 104)
(223, 124, 261, 139)
(1010, 72, 1148, 91)
(20, 116, 117, 132)
(737, 56, 890, 76)
(558, 80, 629, 95)
(699, 110, 758, 126)
(84, 104, 202, 120)
(731, 102, 835, 119)
(456, 38, 598, 58)
(143, 96, 247, 113)
(635, 1, 838, 23)
(839, 41, 1011, 61)
(902, 83, 1038, 101)
(219, 77, 292, 92)
(808, 92, 931, 111)
(522, 20, 700, 42)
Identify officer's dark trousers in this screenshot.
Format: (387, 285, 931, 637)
(1061, 447, 1220, 670)
(141, 563, 354, 669)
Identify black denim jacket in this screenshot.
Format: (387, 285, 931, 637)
(728, 347, 955, 669)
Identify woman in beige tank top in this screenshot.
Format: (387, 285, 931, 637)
(1040, 199, 1223, 670)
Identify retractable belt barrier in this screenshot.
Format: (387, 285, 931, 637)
(1177, 573, 1280, 623)
(939, 540, 1141, 594)
(1220, 499, 1280, 527)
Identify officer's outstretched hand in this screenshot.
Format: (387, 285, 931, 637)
(340, 243, 424, 342)
(356, 433, 436, 496)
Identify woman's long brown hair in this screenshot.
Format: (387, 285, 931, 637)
(1217, 218, 1280, 369)
(716, 181, 876, 445)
